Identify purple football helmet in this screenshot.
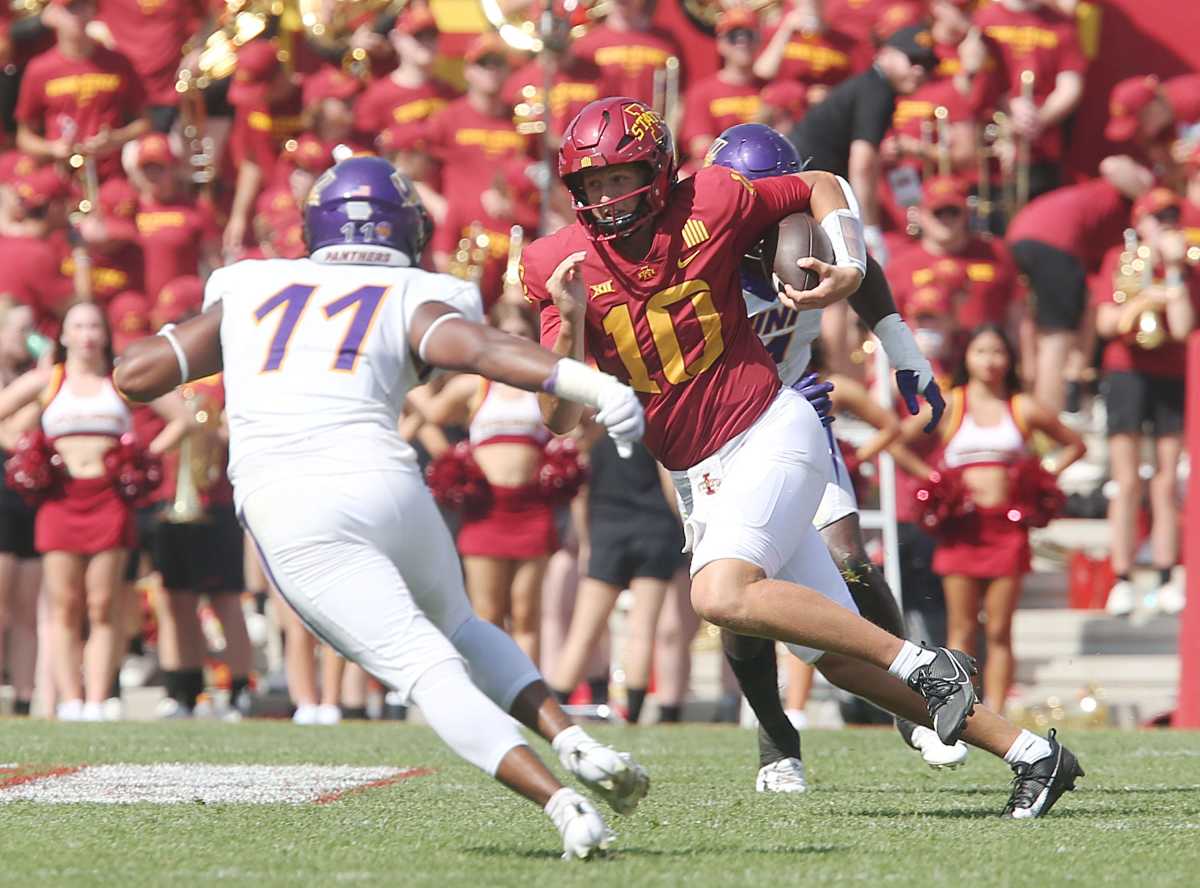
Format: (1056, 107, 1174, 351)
(704, 123, 804, 181)
(303, 156, 432, 264)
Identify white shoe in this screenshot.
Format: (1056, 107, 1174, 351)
(545, 788, 613, 861)
(56, 699, 84, 721)
(292, 703, 320, 725)
(1157, 569, 1186, 615)
(118, 654, 158, 688)
(316, 703, 342, 725)
(784, 708, 808, 731)
(553, 725, 650, 815)
(80, 702, 105, 722)
(1106, 579, 1137, 616)
(102, 697, 124, 721)
(910, 725, 969, 769)
(756, 756, 808, 793)
(156, 697, 193, 720)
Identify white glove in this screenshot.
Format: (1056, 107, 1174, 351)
(595, 383, 644, 455)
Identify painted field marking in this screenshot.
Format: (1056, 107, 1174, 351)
(0, 764, 431, 805)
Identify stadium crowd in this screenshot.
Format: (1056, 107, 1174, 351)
(0, 0, 1195, 725)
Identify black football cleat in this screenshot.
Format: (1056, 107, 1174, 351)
(906, 647, 978, 745)
(1002, 729, 1085, 819)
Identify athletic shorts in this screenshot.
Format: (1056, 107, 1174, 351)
(240, 467, 482, 704)
(125, 504, 161, 582)
(671, 388, 859, 663)
(1103, 370, 1185, 437)
(587, 518, 684, 588)
(155, 505, 245, 594)
(1010, 239, 1087, 331)
(0, 485, 37, 560)
(813, 441, 858, 530)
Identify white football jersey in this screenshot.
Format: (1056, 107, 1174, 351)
(744, 289, 822, 387)
(203, 258, 483, 509)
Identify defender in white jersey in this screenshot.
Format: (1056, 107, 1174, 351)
(705, 125, 967, 790)
(116, 158, 655, 859)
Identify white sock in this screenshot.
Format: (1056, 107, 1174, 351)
(1003, 729, 1053, 766)
(887, 641, 936, 682)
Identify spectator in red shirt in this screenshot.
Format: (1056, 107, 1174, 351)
(680, 8, 765, 163)
(14, 0, 148, 178)
(301, 66, 370, 160)
(754, 1, 857, 107)
(974, 0, 1086, 201)
(571, 0, 681, 106)
(95, 0, 208, 132)
(425, 33, 531, 223)
(353, 5, 455, 135)
(377, 120, 445, 229)
(1104, 74, 1200, 188)
(132, 133, 219, 302)
(757, 80, 809, 132)
(889, 176, 1026, 348)
(150, 274, 202, 331)
(223, 38, 302, 259)
(1007, 177, 1138, 414)
(0, 166, 73, 331)
(1094, 189, 1196, 617)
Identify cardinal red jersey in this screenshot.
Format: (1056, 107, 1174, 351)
(425, 97, 533, 218)
(0, 234, 73, 333)
(521, 165, 813, 470)
(756, 24, 856, 89)
(888, 236, 1023, 329)
(679, 75, 764, 157)
(1006, 179, 1132, 269)
(228, 96, 305, 171)
(136, 195, 220, 300)
(571, 25, 682, 106)
(61, 241, 145, 309)
(353, 77, 458, 135)
(97, 0, 206, 106)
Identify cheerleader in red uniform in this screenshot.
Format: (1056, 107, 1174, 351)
(902, 325, 1085, 713)
(0, 303, 188, 720)
(423, 305, 562, 663)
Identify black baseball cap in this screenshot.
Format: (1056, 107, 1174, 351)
(885, 24, 938, 70)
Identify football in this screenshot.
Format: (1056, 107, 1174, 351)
(764, 213, 836, 296)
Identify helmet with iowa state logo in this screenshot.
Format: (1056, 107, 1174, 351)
(558, 97, 677, 241)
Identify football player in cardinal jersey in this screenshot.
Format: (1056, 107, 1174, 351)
(115, 156, 654, 859)
(523, 98, 1083, 818)
(705, 123, 966, 789)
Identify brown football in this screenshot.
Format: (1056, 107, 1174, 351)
(762, 213, 836, 296)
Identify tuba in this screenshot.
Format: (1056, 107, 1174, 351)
(1113, 228, 1167, 351)
(164, 386, 222, 525)
(297, 0, 412, 78)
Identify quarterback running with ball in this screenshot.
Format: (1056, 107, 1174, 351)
(116, 156, 650, 859)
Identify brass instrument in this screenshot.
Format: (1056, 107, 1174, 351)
(164, 386, 222, 525)
(934, 105, 951, 177)
(1015, 69, 1035, 211)
(919, 119, 934, 181)
(181, 1, 272, 91)
(1113, 228, 1167, 351)
(299, 0, 412, 78)
(447, 221, 492, 285)
(513, 83, 547, 136)
(972, 115, 1002, 232)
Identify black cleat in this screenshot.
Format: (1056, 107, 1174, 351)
(906, 647, 978, 745)
(1002, 729, 1084, 819)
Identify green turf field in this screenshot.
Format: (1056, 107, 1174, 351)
(1, 721, 1198, 887)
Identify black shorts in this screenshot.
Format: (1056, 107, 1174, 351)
(0, 486, 38, 560)
(1103, 371, 1185, 437)
(154, 504, 245, 594)
(125, 505, 162, 582)
(587, 520, 684, 589)
(1010, 239, 1087, 331)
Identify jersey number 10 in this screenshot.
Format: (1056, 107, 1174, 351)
(255, 284, 388, 373)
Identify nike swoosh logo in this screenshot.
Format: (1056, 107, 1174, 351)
(677, 249, 702, 269)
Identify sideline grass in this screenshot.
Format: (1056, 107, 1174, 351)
(1, 721, 1198, 886)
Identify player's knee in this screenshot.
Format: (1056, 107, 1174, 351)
(690, 560, 760, 628)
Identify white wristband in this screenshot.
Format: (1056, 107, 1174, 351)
(542, 357, 619, 410)
(820, 208, 867, 279)
(157, 324, 189, 385)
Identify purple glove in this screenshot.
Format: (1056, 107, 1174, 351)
(794, 372, 834, 428)
(896, 370, 946, 434)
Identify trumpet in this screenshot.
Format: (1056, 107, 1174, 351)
(1113, 228, 1167, 351)
(164, 386, 222, 525)
(447, 221, 492, 285)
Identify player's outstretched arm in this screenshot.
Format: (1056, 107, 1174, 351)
(412, 303, 643, 448)
(114, 307, 224, 402)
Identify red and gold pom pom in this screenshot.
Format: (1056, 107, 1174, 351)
(537, 437, 589, 506)
(425, 442, 493, 519)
